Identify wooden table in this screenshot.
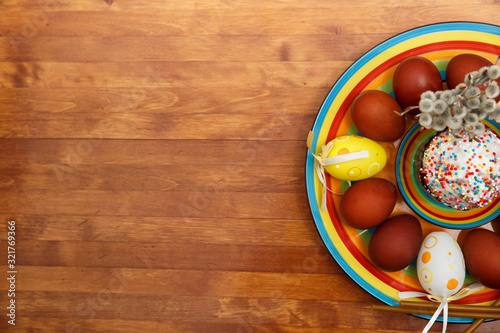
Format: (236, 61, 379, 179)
(1, 1, 499, 332)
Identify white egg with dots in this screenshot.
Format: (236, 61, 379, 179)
(417, 232, 465, 297)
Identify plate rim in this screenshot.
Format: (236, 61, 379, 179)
(305, 21, 500, 323)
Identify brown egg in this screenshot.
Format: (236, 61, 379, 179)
(368, 214, 422, 272)
(446, 53, 500, 101)
(463, 229, 500, 289)
(491, 216, 500, 234)
(351, 90, 406, 142)
(339, 178, 397, 229)
(393, 56, 443, 111)
(456, 229, 473, 249)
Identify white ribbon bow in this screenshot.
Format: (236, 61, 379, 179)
(398, 283, 485, 333)
(307, 131, 369, 209)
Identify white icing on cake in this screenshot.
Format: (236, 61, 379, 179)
(420, 128, 500, 210)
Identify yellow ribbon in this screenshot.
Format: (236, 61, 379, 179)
(426, 283, 484, 303)
(307, 131, 338, 210)
(398, 283, 485, 333)
(306, 131, 370, 210)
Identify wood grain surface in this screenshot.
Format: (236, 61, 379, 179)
(1, 1, 500, 332)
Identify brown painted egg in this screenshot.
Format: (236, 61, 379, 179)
(339, 178, 397, 229)
(446, 54, 492, 89)
(351, 90, 406, 142)
(463, 229, 500, 289)
(369, 214, 423, 272)
(393, 56, 443, 111)
(446, 53, 500, 101)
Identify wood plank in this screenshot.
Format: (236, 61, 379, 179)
(4, 0, 485, 12)
(1, 8, 405, 37)
(1, 291, 458, 331)
(0, 317, 246, 333)
(0, 139, 307, 166)
(0, 87, 329, 115)
(1, 0, 496, 12)
(0, 87, 322, 139)
(0, 112, 316, 140)
(1, 241, 336, 273)
(0, 137, 313, 218)
(8, 266, 368, 301)
(0, 189, 312, 219)
(0, 87, 325, 137)
(0, 214, 321, 246)
(0, 163, 306, 192)
(2, 317, 452, 333)
(0, 86, 333, 113)
(3, 7, 500, 38)
(0, 61, 348, 88)
(1, 35, 388, 62)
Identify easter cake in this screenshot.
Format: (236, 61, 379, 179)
(414, 54, 500, 211)
(420, 128, 500, 210)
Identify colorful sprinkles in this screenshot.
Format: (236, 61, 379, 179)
(421, 128, 500, 210)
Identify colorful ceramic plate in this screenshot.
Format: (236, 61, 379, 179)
(396, 120, 500, 229)
(305, 22, 500, 323)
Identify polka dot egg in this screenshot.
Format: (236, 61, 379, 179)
(417, 232, 465, 297)
(324, 135, 387, 181)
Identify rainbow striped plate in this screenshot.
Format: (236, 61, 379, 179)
(396, 120, 500, 229)
(306, 22, 500, 323)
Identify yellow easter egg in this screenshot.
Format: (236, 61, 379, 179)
(324, 135, 387, 181)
